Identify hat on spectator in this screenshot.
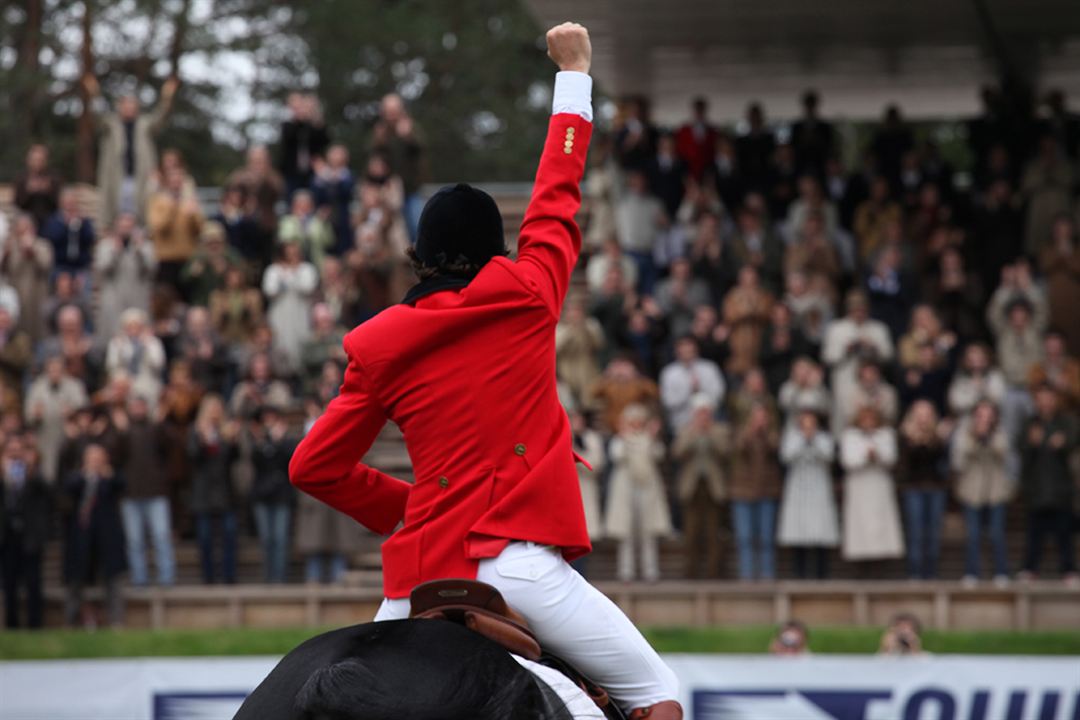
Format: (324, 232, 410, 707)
(413, 183, 507, 271)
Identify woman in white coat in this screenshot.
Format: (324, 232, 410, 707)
(840, 405, 905, 563)
(262, 240, 318, 373)
(604, 404, 671, 582)
(778, 408, 839, 578)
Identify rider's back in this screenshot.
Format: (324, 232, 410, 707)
(347, 249, 590, 598)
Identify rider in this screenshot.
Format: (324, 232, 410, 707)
(290, 22, 682, 719)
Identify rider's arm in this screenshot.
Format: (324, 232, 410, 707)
(513, 24, 593, 317)
(513, 73, 593, 317)
(289, 354, 409, 535)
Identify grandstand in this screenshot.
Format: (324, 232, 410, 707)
(3, 182, 1077, 634)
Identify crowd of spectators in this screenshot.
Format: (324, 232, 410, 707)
(0, 73, 1078, 630)
(565, 87, 1080, 588)
(0, 79, 424, 629)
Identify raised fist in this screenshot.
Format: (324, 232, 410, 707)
(546, 22, 591, 74)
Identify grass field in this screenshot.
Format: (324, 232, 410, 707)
(3, 626, 1080, 660)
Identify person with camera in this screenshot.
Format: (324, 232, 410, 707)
(769, 620, 811, 656)
(878, 613, 927, 656)
(951, 400, 1014, 585)
(822, 289, 894, 417)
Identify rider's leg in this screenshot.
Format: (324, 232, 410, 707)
(373, 596, 411, 621)
(476, 542, 679, 715)
(370, 543, 682, 716)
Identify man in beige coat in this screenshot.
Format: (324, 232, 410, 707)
(83, 74, 178, 228)
(671, 394, 730, 578)
(2, 214, 54, 344)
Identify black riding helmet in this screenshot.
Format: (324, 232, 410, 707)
(413, 183, 507, 270)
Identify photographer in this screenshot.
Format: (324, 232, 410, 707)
(769, 620, 811, 656)
(249, 405, 297, 584)
(879, 613, 927, 656)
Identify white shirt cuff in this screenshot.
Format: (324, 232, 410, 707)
(552, 71, 593, 122)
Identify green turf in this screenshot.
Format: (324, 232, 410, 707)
(3, 626, 1080, 660)
(643, 626, 1080, 656)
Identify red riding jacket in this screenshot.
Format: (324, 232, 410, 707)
(289, 113, 594, 598)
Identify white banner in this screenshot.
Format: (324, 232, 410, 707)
(1, 655, 1079, 720)
(664, 655, 1080, 720)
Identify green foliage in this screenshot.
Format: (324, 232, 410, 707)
(0, 0, 553, 185)
(3, 626, 1080, 660)
(287, 0, 552, 182)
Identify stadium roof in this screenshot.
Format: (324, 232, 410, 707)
(525, 0, 1080, 123)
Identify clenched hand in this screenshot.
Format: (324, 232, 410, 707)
(546, 22, 591, 74)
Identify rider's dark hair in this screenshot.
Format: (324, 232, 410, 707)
(406, 246, 485, 281)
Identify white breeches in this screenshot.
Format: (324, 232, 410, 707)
(373, 541, 679, 712)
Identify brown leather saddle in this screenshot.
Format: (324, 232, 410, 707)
(410, 579, 624, 719)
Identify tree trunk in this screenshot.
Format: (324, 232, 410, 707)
(14, 0, 44, 146)
(169, 0, 192, 77)
(76, 0, 96, 183)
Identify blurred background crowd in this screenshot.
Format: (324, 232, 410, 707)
(0, 67, 1079, 631)
(566, 88, 1080, 591)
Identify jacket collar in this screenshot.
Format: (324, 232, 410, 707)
(401, 273, 473, 305)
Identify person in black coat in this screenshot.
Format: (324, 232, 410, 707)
(40, 189, 96, 280)
(63, 443, 126, 627)
(645, 133, 687, 221)
(898, 342, 954, 415)
(790, 90, 835, 180)
(735, 102, 776, 193)
(188, 394, 240, 584)
(865, 245, 916, 341)
(870, 105, 915, 190)
(897, 402, 951, 580)
(1019, 385, 1079, 581)
(311, 145, 356, 256)
(0, 434, 51, 629)
(278, 92, 330, 197)
(213, 185, 264, 270)
(759, 303, 813, 395)
(249, 405, 298, 584)
(969, 179, 1024, 295)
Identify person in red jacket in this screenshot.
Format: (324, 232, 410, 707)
(288, 22, 681, 720)
(675, 96, 720, 182)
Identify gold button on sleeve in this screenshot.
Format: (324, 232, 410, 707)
(514, 443, 527, 456)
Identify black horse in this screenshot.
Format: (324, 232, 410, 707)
(235, 619, 592, 720)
